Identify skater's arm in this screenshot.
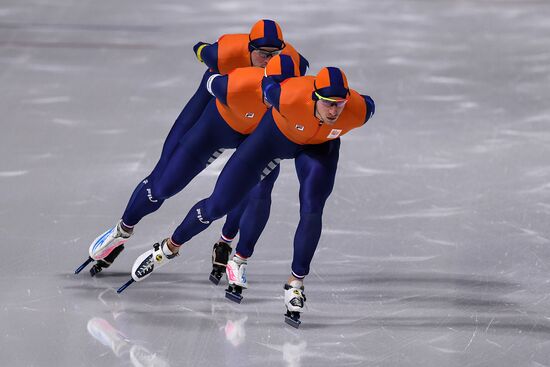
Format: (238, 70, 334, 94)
(262, 76, 281, 111)
(193, 41, 220, 72)
(206, 74, 228, 105)
(298, 53, 309, 76)
(362, 94, 375, 124)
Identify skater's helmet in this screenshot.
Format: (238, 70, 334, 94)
(264, 54, 299, 83)
(312, 67, 350, 102)
(249, 19, 285, 51)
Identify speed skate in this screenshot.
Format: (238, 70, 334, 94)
(75, 221, 131, 276)
(284, 281, 306, 328)
(224, 258, 247, 303)
(117, 239, 178, 293)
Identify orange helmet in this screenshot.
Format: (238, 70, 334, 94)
(312, 67, 350, 101)
(264, 54, 299, 83)
(248, 19, 285, 50)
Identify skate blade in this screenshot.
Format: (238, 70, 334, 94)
(225, 290, 243, 304)
(89, 264, 102, 277)
(284, 315, 301, 329)
(75, 257, 94, 274)
(117, 279, 135, 294)
(209, 273, 221, 285)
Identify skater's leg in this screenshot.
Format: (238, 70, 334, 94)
(209, 178, 246, 284)
(209, 198, 246, 284)
(80, 71, 213, 275)
(170, 159, 262, 246)
(123, 113, 301, 289)
(120, 70, 214, 227)
(215, 163, 280, 262)
(221, 199, 247, 244)
(221, 165, 279, 294)
(283, 139, 340, 327)
(121, 101, 244, 226)
(234, 164, 280, 258)
(291, 138, 340, 278)
(152, 70, 214, 174)
(170, 113, 300, 247)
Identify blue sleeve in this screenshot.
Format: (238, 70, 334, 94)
(209, 75, 229, 105)
(193, 41, 220, 73)
(298, 53, 309, 76)
(362, 95, 375, 123)
(262, 76, 282, 111)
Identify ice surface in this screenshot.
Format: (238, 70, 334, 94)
(2, 0, 550, 366)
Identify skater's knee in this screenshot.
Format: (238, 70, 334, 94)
(299, 201, 325, 216)
(150, 182, 177, 201)
(248, 186, 273, 201)
(203, 200, 227, 222)
(302, 189, 332, 212)
(206, 206, 226, 221)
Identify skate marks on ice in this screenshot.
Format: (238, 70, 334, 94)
(0, 170, 28, 177)
(298, 271, 550, 363)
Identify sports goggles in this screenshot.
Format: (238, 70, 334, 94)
(250, 44, 283, 58)
(314, 92, 349, 107)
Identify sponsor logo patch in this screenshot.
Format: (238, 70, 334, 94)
(327, 129, 342, 139)
(196, 208, 210, 224)
(295, 124, 304, 131)
(146, 188, 158, 203)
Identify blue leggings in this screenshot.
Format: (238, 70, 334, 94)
(172, 111, 340, 277)
(121, 97, 280, 250)
(150, 70, 214, 180)
(290, 138, 339, 277)
(121, 70, 213, 226)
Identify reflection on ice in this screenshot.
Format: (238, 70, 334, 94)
(87, 317, 170, 367)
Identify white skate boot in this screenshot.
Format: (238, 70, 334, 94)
(284, 280, 306, 328)
(90, 220, 132, 260)
(75, 220, 132, 275)
(117, 239, 178, 293)
(225, 256, 247, 303)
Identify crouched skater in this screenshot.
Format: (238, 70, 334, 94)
(121, 67, 375, 328)
(75, 19, 308, 278)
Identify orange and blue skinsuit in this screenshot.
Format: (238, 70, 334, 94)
(119, 20, 308, 251)
(170, 67, 375, 278)
(120, 55, 301, 256)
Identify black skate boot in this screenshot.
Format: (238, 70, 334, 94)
(284, 282, 306, 328)
(225, 285, 244, 303)
(209, 242, 232, 285)
(90, 245, 125, 276)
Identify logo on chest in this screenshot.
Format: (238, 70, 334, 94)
(327, 129, 342, 139)
(245, 112, 255, 119)
(295, 124, 304, 131)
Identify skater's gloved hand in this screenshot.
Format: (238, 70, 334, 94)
(193, 42, 211, 63)
(262, 76, 281, 110)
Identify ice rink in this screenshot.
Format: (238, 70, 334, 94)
(2, 0, 550, 366)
